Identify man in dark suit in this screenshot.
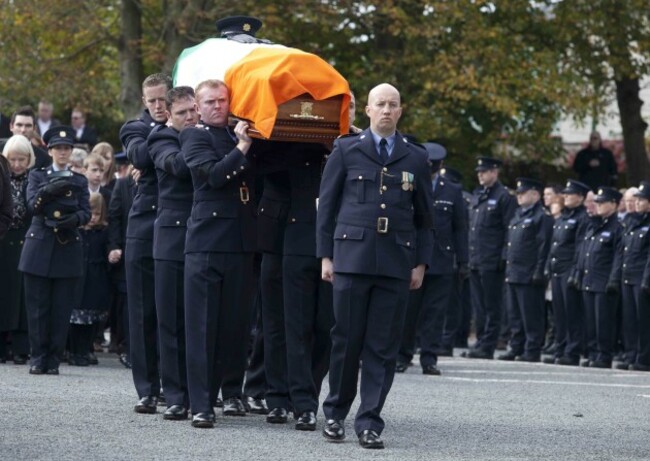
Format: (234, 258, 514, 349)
(397, 143, 468, 375)
(6, 107, 51, 169)
(181, 79, 257, 428)
(573, 131, 617, 191)
(148, 86, 198, 421)
(464, 157, 517, 359)
(317, 83, 434, 449)
(71, 108, 98, 149)
(119, 73, 171, 414)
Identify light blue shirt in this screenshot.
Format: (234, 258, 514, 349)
(370, 130, 396, 158)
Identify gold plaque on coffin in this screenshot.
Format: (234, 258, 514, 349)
(230, 94, 344, 144)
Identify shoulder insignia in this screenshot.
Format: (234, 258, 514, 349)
(337, 132, 359, 140)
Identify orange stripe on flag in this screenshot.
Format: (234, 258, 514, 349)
(225, 47, 350, 139)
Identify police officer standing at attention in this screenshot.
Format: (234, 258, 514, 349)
(498, 179, 553, 362)
(579, 187, 623, 368)
(181, 79, 256, 428)
(148, 86, 199, 420)
(543, 179, 591, 366)
(397, 142, 468, 375)
(317, 83, 433, 449)
(464, 157, 517, 359)
(19, 126, 90, 375)
(119, 73, 172, 413)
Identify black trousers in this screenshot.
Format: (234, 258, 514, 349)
(636, 289, 650, 366)
(24, 274, 79, 370)
(283, 255, 333, 414)
(244, 275, 267, 400)
(154, 259, 187, 407)
(125, 239, 159, 399)
(399, 274, 453, 366)
(621, 284, 640, 364)
(323, 273, 409, 436)
(470, 269, 504, 354)
(506, 283, 545, 357)
(184, 252, 253, 414)
(69, 324, 94, 357)
(259, 253, 290, 409)
(582, 291, 617, 363)
(551, 275, 583, 360)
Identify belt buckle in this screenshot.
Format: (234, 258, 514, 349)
(377, 217, 389, 233)
(239, 186, 250, 204)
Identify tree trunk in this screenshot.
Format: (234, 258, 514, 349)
(119, 0, 144, 121)
(615, 77, 649, 185)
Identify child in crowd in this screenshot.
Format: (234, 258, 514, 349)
(90, 142, 116, 191)
(68, 193, 111, 366)
(69, 148, 89, 174)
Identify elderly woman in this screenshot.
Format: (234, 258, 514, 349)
(18, 126, 90, 375)
(0, 135, 34, 364)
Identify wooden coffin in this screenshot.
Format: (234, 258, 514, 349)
(230, 93, 344, 144)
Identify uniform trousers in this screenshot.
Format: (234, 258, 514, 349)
(24, 274, 78, 370)
(551, 275, 583, 360)
(154, 259, 187, 407)
(244, 280, 267, 400)
(621, 284, 640, 364)
(184, 251, 253, 414)
(582, 291, 617, 363)
(470, 269, 504, 353)
(636, 289, 650, 366)
(506, 283, 545, 357)
(125, 239, 159, 398)
(442, 276, 471, 349)
(399, 274, 453, 366)
(323, 273, 409, 436)
(283, 255, 333, 414)
(260, 253, 290, 410)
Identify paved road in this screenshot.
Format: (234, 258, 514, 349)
(2, 352, 649, 460)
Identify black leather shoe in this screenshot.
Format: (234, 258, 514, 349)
(422, 364, 441, 376)
(222, 397, 246, 416)
(465, 349, 493, 359)
(266, 407, 289, 424)
(322, 419, 345, 442)
(295, 411, 317, 431)
(497, 351, 518, 361)
(542, 356, 558, 364)
(589, 360, 611, 369)
(46, 368, 59, 375)
(213, 397, 223, 408)
(87, 352, 99, 365)
(395, 361, 410, 373)
(244, 396, 269, 415)
(580, 359, 591, 367)
(615, 362, 630, 370)
(515, 355, 540, 363)
(630, 363, 650, 372)
(29, 365, 44, 375)
(158, 393, 166, 406)
(68, 354, 89, 366)
(192, 412, 215, 428)
(358, 430, 384, 449)
(134, 396, 158, 414)
(13, 355, 28, 365)
(556, 356, 579, 366)
(119, 354, 132, 369)
(163, 405, 188, 420)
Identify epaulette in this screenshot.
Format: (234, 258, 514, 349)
(337, 132, 359, 139)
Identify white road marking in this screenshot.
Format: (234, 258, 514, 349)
(444, 376, 650, 389)
(637, 394, 650, 398)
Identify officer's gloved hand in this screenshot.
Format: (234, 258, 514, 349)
(497, 259, 507, 272)
(42, 180, 71, 197)
(457, 263, 470, 283)
(532, 272, 546, 286)
(606, 281, 620, 294)
(55, 213, 80, 230)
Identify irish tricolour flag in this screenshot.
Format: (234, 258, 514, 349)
(173, 38, 351, 138)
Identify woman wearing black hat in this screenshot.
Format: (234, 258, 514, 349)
(18, 126, 90, 375)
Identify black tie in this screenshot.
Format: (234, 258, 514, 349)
(379, 138, 389, 164)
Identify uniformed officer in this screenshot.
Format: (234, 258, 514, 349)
(317, 83, 434, 449)
(497, 178, 553, 362)
(617, 181, 650, 370)
(397, 143, 468, 375)
(19, 126, 90, 375)
(181, 79, 257, 428)
(542, 179, 591, 366)
(464, 157, 517, 359)
(148, 86, 199, 420)
(579, 187, 623, 368)
(119, 73, 172, 414)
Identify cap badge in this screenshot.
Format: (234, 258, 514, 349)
(478, 159, 483, 165)
(517, 181, 522, 187)
(598, 189, 604, 195)
(59, 131, 66, 137)
(243, 23, 251, 32)
(640, 185, 645, 191)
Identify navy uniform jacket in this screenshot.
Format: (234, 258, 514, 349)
(119, 109, 163, 242)
(180, 123, 256, 253)
(148, 125, 193, 262)
(107, 175, 134, 284)
(469, 181, 517, 271)
(428, 174, 468, 275)
(505, 201, 553, 284)
(580, 215, 623, 293)
(316, 130, 434, 281)
(621, 212, 650, 286)
(257, 170, 290, 254)
(546, 205, 589, 277)
(18, 166, 90, 278)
